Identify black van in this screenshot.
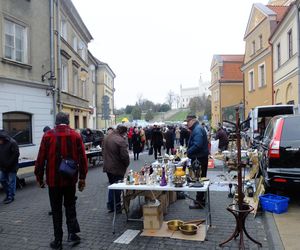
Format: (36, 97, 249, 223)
(259, 115, 300, 189)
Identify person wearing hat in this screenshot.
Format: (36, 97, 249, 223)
(150, 123, 164, 160)
(103, 125, 130, 213)
(185, 114, 209, 209)
(35, 112, 88, 249)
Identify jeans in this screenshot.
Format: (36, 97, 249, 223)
(48, 186, 80, 241)
(107, 173, 123, 211)
(0, 170, 17, 199)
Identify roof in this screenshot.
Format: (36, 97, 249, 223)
(219, 55, 244, 62)
(244, 3, 289, 39)
(210, 54, 244, 70)
(95, 58, 116, 78)
(266, 5, 290, 21)
(221, 62, 243, 81)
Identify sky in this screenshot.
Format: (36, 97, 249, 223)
(72, 0, 269, 109)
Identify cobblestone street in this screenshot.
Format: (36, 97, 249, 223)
(0, 152, 271, 250)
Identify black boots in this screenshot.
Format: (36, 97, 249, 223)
(68, 233, 81, 247)
(50, 239, 62, 250)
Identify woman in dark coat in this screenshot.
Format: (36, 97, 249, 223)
(132, 127, 142, 160)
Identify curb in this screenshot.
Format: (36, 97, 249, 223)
(262, 211, 284, 250)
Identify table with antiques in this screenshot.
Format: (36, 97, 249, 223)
(108, 153, 212, 238)
(85, 147, 102, 167)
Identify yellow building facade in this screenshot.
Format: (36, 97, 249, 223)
(210, 55, 244, 128)
(242, 4, 289, 116)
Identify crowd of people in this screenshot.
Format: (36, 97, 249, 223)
(0, 111, 231, 250)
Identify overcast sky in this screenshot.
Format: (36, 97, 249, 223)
(72, 0, 269, 109)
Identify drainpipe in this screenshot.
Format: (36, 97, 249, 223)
(219, 80, 222, 123)
(50, 0, 56, 125)
(297, 5, 300, 112)
(56, 0, 62, 112)
(95, 65, 98, 129)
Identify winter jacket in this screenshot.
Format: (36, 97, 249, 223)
(0, 130, 20, 172)
(187, 121, 209, 160)
(165, 129, 174, 149)
(34, 125, 88, 187)
(132, 131, 142, 153)
(215, 128, 229, 150)
(151, 128, 163, 148)
(103, 131, 130, 177)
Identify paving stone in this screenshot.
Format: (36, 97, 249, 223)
(0, 152, 274, 249)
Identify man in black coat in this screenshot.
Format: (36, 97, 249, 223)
(151, 124, 163, 160)
(0, 130, 20, 204)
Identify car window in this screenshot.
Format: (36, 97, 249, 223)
(262, 118, 277, 144)
(281, 116, 300, 141)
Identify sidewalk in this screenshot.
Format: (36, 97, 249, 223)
(0, 152, 273, 249)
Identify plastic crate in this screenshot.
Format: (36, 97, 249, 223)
(259, 194, 290, 214)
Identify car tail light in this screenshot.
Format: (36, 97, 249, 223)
(273, 178, 287, 183)
(268, 119, 284, 159)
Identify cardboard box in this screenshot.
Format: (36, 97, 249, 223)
(168, 191, 177, 204)
(143, 213, 163, 230)
(143, 201, 163, 230)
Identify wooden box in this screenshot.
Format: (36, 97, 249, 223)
(143, 201, 163, 230)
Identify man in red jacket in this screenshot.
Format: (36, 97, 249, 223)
(35, 112, 88, 250)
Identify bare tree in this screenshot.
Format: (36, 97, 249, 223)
(166, 90, 175, 109)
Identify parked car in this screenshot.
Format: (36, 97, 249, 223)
(80, 129, 104, 147)
(245, 105, 294, 145)
(259, 114, 300, 190)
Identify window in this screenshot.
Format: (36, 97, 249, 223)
(78, 40, 86, 60)
(3, 112, 32, 145)
(92, 69, 96, 83)
(73, 70, 78, 95)
(259, 35, 263, 50)
(248, 70, 255, 91)
(277, 43, 281, 68)
(72, 36, 78, 53)
(60, 16, 67, 40)
(4, 19, 27, 63)
(61, 62, 68, 91)
(252, 40, 255, 55)
(288, 30, 293, 59)
(82, 81, 86, 99)
(258, 63, 265, 87)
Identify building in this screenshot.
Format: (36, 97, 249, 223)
(269, 1, 299, 109)
(209, 55, 244, 127)
(241, 3, 289, 117)
(95, 59, 116, 129)
(0, 0, 53, 158)
(88, 52, 116, 129)
(57, 0, 93, 129)
(179, 77, 209, 108)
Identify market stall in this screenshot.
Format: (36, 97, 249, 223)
(108, 151, 212, 239)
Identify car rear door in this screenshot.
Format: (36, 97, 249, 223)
(278, 116, 300, 169)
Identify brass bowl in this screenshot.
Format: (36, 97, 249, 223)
(179, 224, 198, 235)
(167, 220, 184, 231)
